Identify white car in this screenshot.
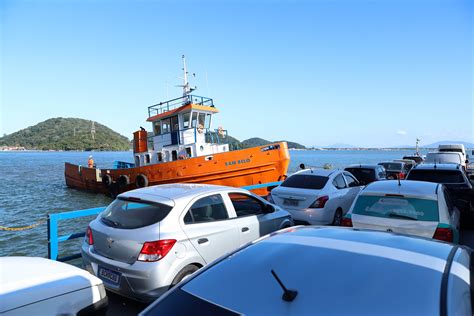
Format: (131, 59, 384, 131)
(269, 169, 363, 225)
(82, 184, 293, 302)
(140, 227, 472, 316)
(342, 180, 461, 243)
(425, 152, 466, 168)
(0, 257, 108, 315)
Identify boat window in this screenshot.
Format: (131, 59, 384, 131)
(198, 113, 206, 128)
(171, 116, 179, 132)
(153, 121, 162, 135)
(157, 152, 163, 162)
(172, 150, 178, 161)
(186, 147, 192, 157)
(228, 193, 265, 217)
(184, 194, 229, 224)
(183, 112, 191, 129)
(205, 114, 212, 129)
(162, 118, 171, 134)
(134, 155, 140, 166)
(145, 154, 151, 164)
(191, 112, 198, 127)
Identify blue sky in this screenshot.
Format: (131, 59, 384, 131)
(1, 0, 472, 147)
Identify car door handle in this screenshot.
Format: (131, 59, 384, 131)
(242, 227, 249, 232)
(197, 238, 208, 244)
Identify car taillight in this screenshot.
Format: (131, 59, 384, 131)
(309, 195, 329, 208)
(341, 216, 353, 227)
(267, 193, 275, 204)
(85, 226, 94, 245)
(138, 239, 176, 262)
(398, 172, 405, 179)
(433, 227, 453, 242)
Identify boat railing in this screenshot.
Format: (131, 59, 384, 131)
(47, 182, 282, 262)
(148, 94, 214, 118)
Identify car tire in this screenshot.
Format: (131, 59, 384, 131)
(332, 209, 343, 226)
(170, 264, 199, 289)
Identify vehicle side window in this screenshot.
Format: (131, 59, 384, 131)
(378, 167, 386, 178)
(443, 188, 454, 216)
(343, 173, 359, 187)
(229, 193, 265, 217)
(184, 194, 228, 224)
(332, 174, 346, 189)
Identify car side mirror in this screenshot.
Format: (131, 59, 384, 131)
(264, 203, 275, 213)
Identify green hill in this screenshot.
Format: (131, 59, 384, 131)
(241, 137, 305, 149)
(0, 118, 131, 151)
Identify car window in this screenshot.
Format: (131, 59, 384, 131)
(100, 198, 172, 229)
(407, 170, 465, 184)
(352, 195, 439, 221)
(343, 173, 359, 187)
(378, 162, 402, 171)
(332, 174, 346, 189)
(280, 174, 328, 190)
(184, 194, 229, 224)
(443, 188, 454, 215)
(228, 193, 265, 217)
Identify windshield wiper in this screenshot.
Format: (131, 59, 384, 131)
(388, 213, 418, 220)
(101, 217, 121, 228)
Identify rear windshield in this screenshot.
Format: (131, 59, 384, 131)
(403, 156, 423, 163)
(378, 163, 402, 171)
(281, 174, 328, 190)
(407, 169, 465, 184)
(100, 198, 173, 229)
(352, 195, 439, 221)
(345, 168, 375, 183)
(439, 148, 463, 153)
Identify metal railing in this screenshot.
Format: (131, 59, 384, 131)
(47, 181, 282, 262)
(148, 94, 214, 118)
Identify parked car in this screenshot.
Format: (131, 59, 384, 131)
(438, 144, 468, 162)
(403, 155, 424, 164)
(268, 169, 362, 225)
(342, 180, 461, 243)
(81, 184, 293, 302)
(0, 257, 108, 315)
(140, 227, 472, 316)
(377, 161, 408, 179)
(425, 152, 466, 168)
(394, 159, 416, 171)
(406, 163, 473, 214)
(344, 164, 386, 185)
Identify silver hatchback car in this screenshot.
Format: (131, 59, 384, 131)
(81, 184, 293, 302)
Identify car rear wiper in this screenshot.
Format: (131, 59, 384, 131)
(388, 213, 418, 220)
(101, 217, 122, 228)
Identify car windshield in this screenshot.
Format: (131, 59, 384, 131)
(352, 195, 439, 221)
(100, 198, 173, 229)
(407, 170, 465, 184)
(378, 163, 402, 172)
(425, 153, 461, 164)
(281, 175, 328, 190)
(345, 168, 375, 184)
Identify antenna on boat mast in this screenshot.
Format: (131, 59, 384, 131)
(180, 55, 196, 97)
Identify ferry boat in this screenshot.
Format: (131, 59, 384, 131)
(65, 56, 290, 196)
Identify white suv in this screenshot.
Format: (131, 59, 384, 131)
(269, 169, 363, 225)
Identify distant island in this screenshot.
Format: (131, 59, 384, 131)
(0, 118, 306, 151)
(0, 118, 131, 151)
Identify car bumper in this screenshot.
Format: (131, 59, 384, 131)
(286, 208, 333, 225)
(81, 244, 171, 302)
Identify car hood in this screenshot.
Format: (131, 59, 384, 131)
(0, 257, 103, 312)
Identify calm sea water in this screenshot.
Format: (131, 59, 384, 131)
(0, 149, 426, 258)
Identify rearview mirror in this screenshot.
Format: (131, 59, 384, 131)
(264, 204, 275, 213)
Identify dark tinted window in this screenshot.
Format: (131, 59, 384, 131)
(378, 162, 403, 171)
(281, 175, 328, 190)
(403, 156, 423, 163)
(100, 198, 172, 229)
(333, 174, 346, 189)
(184, 194, 228, 224)
(407, 170, 465, 184)
(229, 193, 265, 217)
(345, 168, 375, 184)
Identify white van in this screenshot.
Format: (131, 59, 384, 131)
(425, 152, 465, 167)
(438, 144, 468, 162)
(0, 257, 108, 315)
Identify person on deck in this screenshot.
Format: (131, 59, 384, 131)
(88, 155, 95, 168)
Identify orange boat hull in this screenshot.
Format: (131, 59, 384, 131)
(65, 142, 290, 196)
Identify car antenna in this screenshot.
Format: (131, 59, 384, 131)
(271, 269, 298, 302)
(398, 175, 401, 186)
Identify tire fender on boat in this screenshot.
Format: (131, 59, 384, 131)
(118, 175, 130, 188)
(102, 174, 113, 187)
(135, 174, 149, 188)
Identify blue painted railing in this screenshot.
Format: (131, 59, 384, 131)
(47, 181, 282, 262)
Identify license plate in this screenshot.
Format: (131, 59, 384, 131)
(283, 199, 299, 207)
(98, 266, 121, 285)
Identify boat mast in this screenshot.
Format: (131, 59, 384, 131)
(182, 55, 189, 97)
